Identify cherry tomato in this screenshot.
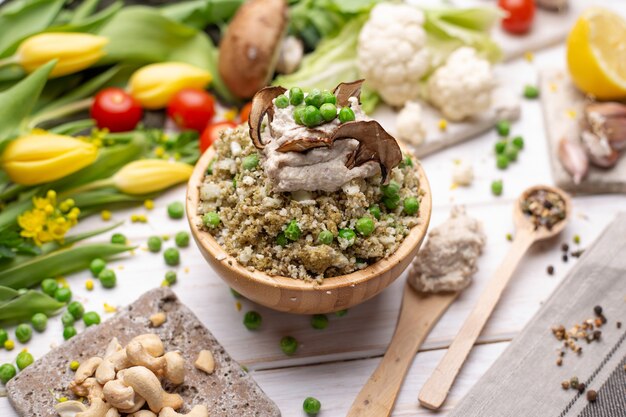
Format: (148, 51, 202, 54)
(200, 121, 238, 153)
(167, 88, 216, 132)
(239, 102, 252, 125)
(90, 87, 143, 132)
(499, 0, 535, 34)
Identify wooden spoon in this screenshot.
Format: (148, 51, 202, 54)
(418, 185, 571, 410)
(346, 284, 458, 417)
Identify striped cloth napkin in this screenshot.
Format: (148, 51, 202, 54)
(451, 212, 626, 417)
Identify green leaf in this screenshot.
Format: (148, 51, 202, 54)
(0, 290, 65, 324)
(0, 0, 65, 57)
(160, 0, 244, 29)
(48, 119, 95, 136)
(0, 243, 134, 289)
(70, 0, 102, 23)
(0, 286, 19, 302)
(0, 60, 55, 149)
(0, 246, 15, 261)
(49, 1, 123, 34)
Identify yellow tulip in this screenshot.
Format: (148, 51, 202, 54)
(16, 33, 108, 78)
(112, 160, 193, 194)
(2, 133, 98, 185)
(128, 62, 212, 109)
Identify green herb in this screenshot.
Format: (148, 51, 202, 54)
(243, 311, 262, 330)
(311, 314, 329, 330)
(280, 336, 298, 356)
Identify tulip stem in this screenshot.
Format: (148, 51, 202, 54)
(59, 178, 115, 198)
(27, 98, 94, 129)
(0, 55, 18, 68)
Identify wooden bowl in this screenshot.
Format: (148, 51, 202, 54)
(186, 145, 432, 314)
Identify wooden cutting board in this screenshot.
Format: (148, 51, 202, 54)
(539, 68, 626, 194)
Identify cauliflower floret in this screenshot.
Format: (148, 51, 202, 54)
(357, 3, 430, 107)
(396, 101, 427, 146)
(427, 47, 494, 121)
(451, 160, 474, 186)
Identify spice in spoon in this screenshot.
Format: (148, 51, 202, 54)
(520, 189, 566, 230)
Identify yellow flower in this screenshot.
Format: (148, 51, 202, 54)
(16, 33, 108, 78)
(112, 160, 193, 195)
(101, 210, 112, 221)
(128, 62, 212, 109)
(2, 133, 98, 185)
(46, 218, 69, 241)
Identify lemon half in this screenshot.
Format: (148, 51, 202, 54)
(566, 7, 626, 99)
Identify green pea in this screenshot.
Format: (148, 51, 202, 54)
(98, 269, 116, 289)
(382, 195, 400, 210)
(163, 248, 180, 266)
(165, 271, 177, 285)
(147, 236, 162, 253)
(304, 89, 323, 107)
(317, 230, 333, 245)
(496, 120, 510, 137)
(494, 140, 507, 155)
(335, 309, 348, 317)
(303, 105, 322, 127)
(83, 312, 101, 327)
(167, 201, 185, 219)
(15, 324, 32, 343)
(202, 212, 220, 228)
(303, 397, 321, 415)
(338, 106, 355, 123)
(293, 105, 306, 125)
(31, 313, 47, 332)
(381, 181, 400, 199)
(63, 326, 77, 340)
(505, 144, 518, 161)
(54, 287, 72, 303)
(355, 217, 375, 236)
(289, 87, 304, 105)
(243, 311, 262, 330)
(41, 278, 58, 296)
(276, 232, 288, 247)
(89, 258, 107, 277)
(230, 288, 242, 298)
(242, 153, 259, 170)
(401, 155, 414, 168)
(175, 231, 190, 248)
(338, 229, 356, 246)
(67, 301, 84, 320)
(496, 154, 509, 170)
(368, 205, 381, 220)
(311, 314, 328, 330)
(523, 85, 539, 99)
(110, 233, 126, 245)
(491, 180, 503, 196)
(275, 94, 289, 108)
(61, 311, 75, 327)
(512, 136, 524, 150)
(0, 329, 7, 345)
(319, 103, 337, 122)
(0, 363, 16, 384)
(280, 336, 298, 356)
(403, 197, 420, 215)
(16, 351, 33, 370)
(284, 220, 301, 241)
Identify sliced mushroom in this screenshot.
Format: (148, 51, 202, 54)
(276, 136, 333, 153)
(333, 79, 364, 107)
(332, 120, 402, 184)
(249, 86, 287, 149)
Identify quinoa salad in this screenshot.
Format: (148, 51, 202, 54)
(196, 81, 425, 281)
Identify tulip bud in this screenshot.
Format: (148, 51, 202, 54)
(112, 160, 193, 194)
(16, 33, 108, 78)
(2, 133, 98, 185)
(128, 62, 212, 109)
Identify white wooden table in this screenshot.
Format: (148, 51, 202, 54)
(2, 4, 626, 416)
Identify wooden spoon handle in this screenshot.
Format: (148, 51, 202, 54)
(347, 283, 459, 417)
(418, 231, 535, 410)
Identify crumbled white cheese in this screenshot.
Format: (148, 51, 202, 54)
(451, 160, 474, 186)
(215, 158, 236, 174)
(238, 246, 254, 265)
(242, 175, 254, 186)
(230, 141, 242, 156)
(200, 183, 221, 200)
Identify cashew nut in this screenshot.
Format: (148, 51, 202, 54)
(54, 400, 87, 417)
(105, 409, 120, 417)
(126, 341, 165, 374)
(158, 405, 209, 417)
(96, 349, 130, 385)
(103, 379, 135, 410)
(149, 312, 167, 327)
(119, 366, 164, 413)
(194, 350, 215, 374)
(70, 378, 104, 400)
(75, 397, 110, 417)
(128, 411, 157, 417)
(104, 337, 122, 358)
(163, 351, 185, 385)
(130, 334, 164, 357)
(74, 357, 103, 384)
(162, 391, 184, 410)
(116, 393, 146, 414)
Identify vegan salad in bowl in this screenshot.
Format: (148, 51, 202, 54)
(193, 80, 427, 282)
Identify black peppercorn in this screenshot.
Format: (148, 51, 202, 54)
(578, 382, 586, 393)
(593, 330, 602, 340)
(562, 254, 568, 262)
(594, 305, 603, 316)
(547, 265, 555, 275)
(617, 322, 622, 329)
(562, 243, 569, 252)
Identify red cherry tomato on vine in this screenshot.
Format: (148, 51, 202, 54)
(90, 87, 143, 132)
(498, 0, 535, 34)
(167, 88, 216, 132)
(200, 121, 238, 153)
(239, 102, 252, 125)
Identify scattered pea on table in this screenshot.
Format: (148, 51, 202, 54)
(110, 233, 126, 245)
(311, 314, 329, 330)
(31, 313, 48, 332)
(15, 324, 32, 343)
(280, 336, 298, 356)
(83, 312, 101, 327)
(98, 269, 117, 288)
(41, 278, 58, 296)
(61, 311, 75, 327)
(243, 311, 262, 330)
(54, 287, 72, 303)
(523, 85, 539, 99)
(147, 236, 162, 252)
(491, 180, 504, 196)
(63, 326, 77, 340)
(0, 363, 16, 384)
(175, 231, 190, 247)
(165, 271, 177, 286)
(164, 247, 180, 266)
(89, 258, 106, 277)
(167, 201, 185, 219)
(303, 397, 321, 415)
(496, 120, 510, 137)
(16, 351, 34, 370)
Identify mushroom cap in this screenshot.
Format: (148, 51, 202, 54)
(218, 0, 288, 99)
